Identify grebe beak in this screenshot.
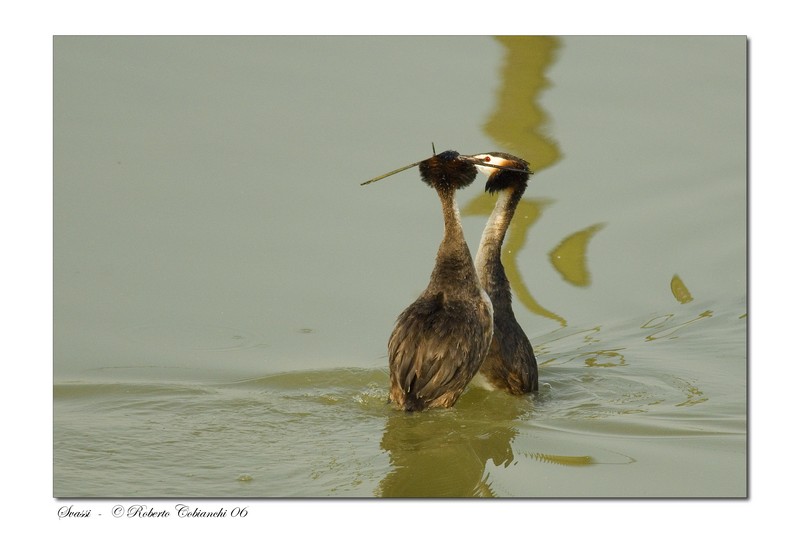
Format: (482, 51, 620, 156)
(462, 156, 535, 176)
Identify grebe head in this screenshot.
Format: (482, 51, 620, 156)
(471, 152, 532, 193)
(418, 150, 478, 190)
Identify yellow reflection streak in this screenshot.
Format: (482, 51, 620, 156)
(469, 36, 611, 327)
(466, 36, 568, 325)
(484, 36, 562, 172)
(527, 453, 594, 467)
(641, 310, 713, 342)
(532, 325, 603, 365)
(670, 274, 694, 304)
(549, 223, 606, 287)
(521, 450, 636, 466)
(583, 349, 626, 368)
(674, 377, 708, 407)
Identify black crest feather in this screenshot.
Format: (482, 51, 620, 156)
(419, 150, 478, 190)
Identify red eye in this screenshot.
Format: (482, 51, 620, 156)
(484, 156, 491, 162)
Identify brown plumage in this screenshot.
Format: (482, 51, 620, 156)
(472, 152, 539, 394)
(383, 150, 494, 411)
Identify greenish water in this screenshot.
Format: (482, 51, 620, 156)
(54, 36, 746, 498)
(54, 301, 745, 497)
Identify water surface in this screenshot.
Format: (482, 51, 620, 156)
(54, 36, 746, 497)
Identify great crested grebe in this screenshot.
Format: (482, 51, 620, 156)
(362, 149, 516, 411)
(471, 152, 539, 394)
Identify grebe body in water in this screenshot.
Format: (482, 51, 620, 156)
(363, 150, 496, 411)
(472, 152, 539, 394)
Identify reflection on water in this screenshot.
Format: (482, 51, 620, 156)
(672, 376, 708, 407)
(523, 451, 635, 467)
(670, 274, 694, 304)
(524, 452, 593, 466)
(641, 310, 713, 342)
(378, 391, 528, 497)
(549, 223, 606, 287)
(583, 349, 626, 368)
(483, 36, 562, 171)
(54, 352, 737, 497)
(464, 35, 605, 327)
